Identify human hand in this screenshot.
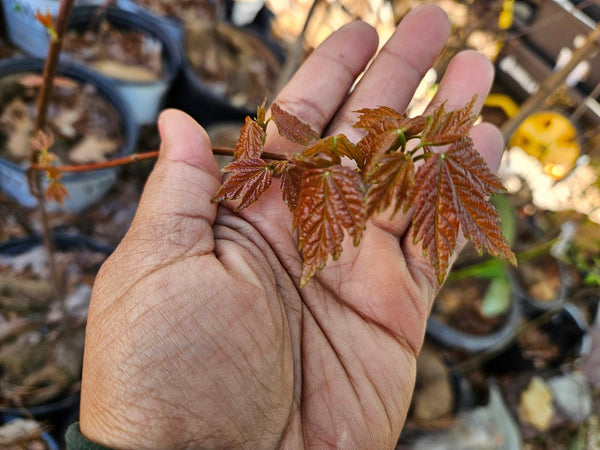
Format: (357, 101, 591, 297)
(80, 5, 503, 448)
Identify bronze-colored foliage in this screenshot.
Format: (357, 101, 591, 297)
(235, 116, 265, 159)
(421, 97, 477, 146)
(270, 103, 320, 146)
(212, 99, 515, 287)
(278, 162, 303, 212)
(364, 152, 414, 219)
(410, 138, 515, 283)
(302, 135, 359, 164)
(212, 158, 272, 210)
(294, 165, 365, 287)
(354, 106, 404, 130)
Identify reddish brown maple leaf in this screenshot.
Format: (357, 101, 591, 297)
(45, 178, 69, 205)
(270, 103, 319, 146)
(235, 116, 265, 159)
(277, 162, 303, 211)
(295, 165, 365, 286)
(410, 137, 515, 283)
(356, 118, 409, 170)
(355, 114, 427, 170)
(212, 158, 272, 210)
(421, 96, 477, 146)
(354, 106, 404, 130)
(34, 9, 57, 40)
(302, 135, 361, 163)
(364, 151, 415, 219)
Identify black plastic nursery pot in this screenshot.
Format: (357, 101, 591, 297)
(116, 0, 186, 44)
(482, 302, 590, 375)
(0, 233, 113, 443)
(0, 0, 105, 58)
(426, 279, 523, 354)
(166, 23, 283, 127)
(0, 57, 138, 213)
(509, 254, 573, 316)
(66, 5, 182, 126)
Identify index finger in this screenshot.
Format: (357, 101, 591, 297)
(266, 21, 378, 153)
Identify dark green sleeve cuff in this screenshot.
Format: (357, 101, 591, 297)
(66, 423, 113, 450)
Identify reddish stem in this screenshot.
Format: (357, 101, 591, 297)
(32, 147, 288, 173)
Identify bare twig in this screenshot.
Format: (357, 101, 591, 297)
(31, 0, 77, 299)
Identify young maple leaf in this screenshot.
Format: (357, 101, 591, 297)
(410, 137, 516, 283)
(270, 103, 319, 146)
(354, 106, 404, 130)
(272, 161, 303, 212)
(34, 9, 57, 40)
(235, 116, 265, 159)
(421, 96, 477, 146)
(295, 165, 365, 286)
(356, 116, 427, 170)
(45, 178, 69, 205)
(30, 130, 54, 153)
(212, 158, 272, 210)
(302, 135, 361, 164)
(364, 152, 415, 219)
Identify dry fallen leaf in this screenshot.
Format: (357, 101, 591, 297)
(519, 377, 555, 431)
(0, 98, 34, 161)
(69, 135, 120, 164)
(92, 59, 160, 82)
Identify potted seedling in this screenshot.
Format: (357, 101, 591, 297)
(0, 0, 128, 435)
(117, 0, 283, 125)
(1, 0, 104, 57)
(426, 195, 522, 354)
(62, 5, 182, 126)
(0, 58, 138, 212)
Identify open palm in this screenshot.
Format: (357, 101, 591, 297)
(80, 5, 504, 449)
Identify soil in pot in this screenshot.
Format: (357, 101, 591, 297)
(185, 21, 281, 111)
(0, 239, 108, 410)
(0, 72, 123, 166)
(515, 254, 562, 303)
(63, 19, 164, 83)
(433, 275, 511, 336)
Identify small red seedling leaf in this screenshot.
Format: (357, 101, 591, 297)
(235, 116, 265, 159)
(276, 162, 303, 212)
(302, 135, 362, 166)
(212, 158, 273, 210)
(46, 180, 69, 205)
(295, 165, 365, 286)
(256, 99, 268, 130)
(356, 118, 407, 170)
(364, 151, 415, 219)
(270, 103, 319, 146)
(354, 106, 404, 130)
(421, 96, 477, 146)
(30, 130, 54, 153)
(34, 9, 57, 40)
(34, 9, 53, 28)
(410, 137, 515, 283)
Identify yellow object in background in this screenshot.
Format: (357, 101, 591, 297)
(485, 93, 520, 118)
(509, 111, 580, 180)
(499, 0, 515, 30)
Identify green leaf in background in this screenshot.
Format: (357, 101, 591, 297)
(492, 194, 516, 246)
(481, 273, 512, 318)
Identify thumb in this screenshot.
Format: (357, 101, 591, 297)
(126, 109, 222, 254)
